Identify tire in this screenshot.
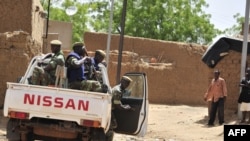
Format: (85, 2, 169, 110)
(21, 132, 34, 141)
(7, 119, 34, 141)
(6, 119, 20, 141)
(90, 128, 106, 141)
(105, 130, 114, 141)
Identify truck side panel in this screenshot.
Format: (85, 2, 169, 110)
(4, 83, 112, 128)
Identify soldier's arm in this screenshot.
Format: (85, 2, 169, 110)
(44, 54, 65, 71)
(68, 56, 87, 67)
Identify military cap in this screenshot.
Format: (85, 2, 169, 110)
(50, 40, 62, 45)
(95, 50, 106, 58)
(122, 76, 133, 82)
(73, 42, 85, 50)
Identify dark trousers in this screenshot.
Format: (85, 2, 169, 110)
(208, 98, 224, 125)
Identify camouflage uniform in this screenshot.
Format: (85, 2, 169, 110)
(110, 76, 133, 129)
(79, 79, 103, 92)
(68, 78, 104, 92)
(66, 48, 105, 92)
(32, 50, 65, 86)
(66, 56, 103, 91)
(112, 84, 125, 105)
(84, 50, 106, 82)
(110, 84, 124, 129)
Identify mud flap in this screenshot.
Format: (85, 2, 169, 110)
(91, 128, 106, 141)
(6, 119, 20, 140)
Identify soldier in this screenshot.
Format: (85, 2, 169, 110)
(65, 42, 87, 89)
(84, 49, 106, 81)
(31, 40, 65, 86)
(65, 42, 107, 92)
(106, 75, 133, 141)
(111, 76, 133, 129)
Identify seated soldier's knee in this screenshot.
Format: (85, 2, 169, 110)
(33, 66, 45, 75)
(80, 80, 91, 91)
(80, 80, 102, 92)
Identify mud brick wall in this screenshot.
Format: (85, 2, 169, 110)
(0, 31, 41, 106)
(0, 0, 44, 45)
(84, 32, 248, 111)
(0, 30, 247, 111)
(84, 32, 209, 105)
(213, 50, 250, 112)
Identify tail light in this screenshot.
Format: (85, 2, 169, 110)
(80, 119, 100, 127)
(9, 111, 29, 119)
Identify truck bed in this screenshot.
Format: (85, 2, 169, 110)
(4, 82, 112, 129)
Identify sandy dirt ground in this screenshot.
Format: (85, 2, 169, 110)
(0, 104, 241, 141)
(114, 104, 240, 141)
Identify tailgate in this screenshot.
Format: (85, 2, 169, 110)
(4, 82, 112, 128)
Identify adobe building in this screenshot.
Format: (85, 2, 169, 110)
(0, 0, 72, 52)
(0, 0, 44, 45)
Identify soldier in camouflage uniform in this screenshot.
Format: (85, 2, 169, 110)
(65, 42, 107, 92)
(104, 76, 133, 141)
(84, 49, 106, 81)
(111, 76, 133, 129)
(31, 40, 65, 86)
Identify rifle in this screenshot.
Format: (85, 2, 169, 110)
(83, 47, 100, 82)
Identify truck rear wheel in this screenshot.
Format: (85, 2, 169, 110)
(90, 128, 106, 141)
(105, 130, 114, 141)
(20, 132, 33, 141)
(6, 119, 20, 141)
(7, 119, 34, 141)
(7, 132, 33, 141)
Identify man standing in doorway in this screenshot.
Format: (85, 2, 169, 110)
(204, 69, 227, 126)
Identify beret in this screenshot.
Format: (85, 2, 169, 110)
(50, 40, 62, 45)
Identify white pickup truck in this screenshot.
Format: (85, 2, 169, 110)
(3, 54, 149, 141)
